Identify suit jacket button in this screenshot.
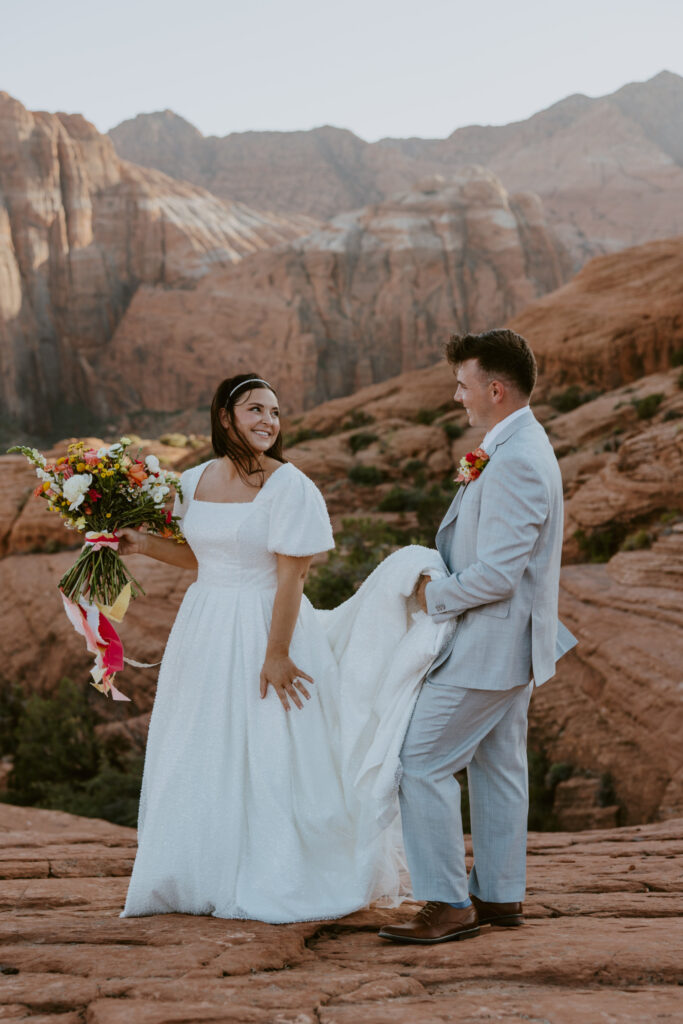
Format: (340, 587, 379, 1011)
(436, 603, 445, 612)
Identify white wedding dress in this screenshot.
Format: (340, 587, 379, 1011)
(122, 460, 451, 923)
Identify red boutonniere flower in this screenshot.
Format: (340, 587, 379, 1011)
(455, 447, 490, 484)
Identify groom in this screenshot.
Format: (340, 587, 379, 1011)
(380, 328, 574, 944)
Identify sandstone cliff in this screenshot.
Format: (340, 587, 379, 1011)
(96, 168, 570, 426)
(110, 72, 683, 268)
(0, 92, 315, 440)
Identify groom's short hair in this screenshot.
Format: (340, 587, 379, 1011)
(446, 329, 537, 396)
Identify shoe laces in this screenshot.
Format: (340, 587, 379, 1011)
(416, 901, 442, 922)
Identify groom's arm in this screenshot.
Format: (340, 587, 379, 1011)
(425, 453, 549, 621)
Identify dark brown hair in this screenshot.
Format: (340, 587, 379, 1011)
(210, 374, 286, 484)
(445, 329, 537, 396)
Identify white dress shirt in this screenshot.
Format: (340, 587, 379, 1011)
(481, 406, 529, 453)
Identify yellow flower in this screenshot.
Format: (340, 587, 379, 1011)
(76, 462, 86, 471)
(42, 481, 51, 491)
(57, 456, 66, 465)
(105, 512, 112, 518)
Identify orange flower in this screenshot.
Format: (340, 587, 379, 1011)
(128, 464, 148, 486)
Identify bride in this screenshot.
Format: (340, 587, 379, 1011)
(119, 373, 448, 923)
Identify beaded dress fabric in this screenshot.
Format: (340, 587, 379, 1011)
(122, 461, 406, 923)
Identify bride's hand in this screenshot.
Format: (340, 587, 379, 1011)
(117, 526, 149, 556)
(259, 654, 313, 712)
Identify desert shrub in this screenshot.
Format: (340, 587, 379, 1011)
(348, 431, 379, 454)
(304, 518, 403, 609)
(443, 421, 464, 440)
(620, 529, 652, 552)
(634, 393, 663, 419)
(285, 427, 324, 447)
(663, 409, 681, 421)
(573, 525, 624, 563)
(414, 408, 441, 425)
(342, 410, 375, 430)
(4, 678, 143, 827)
(0, 680, 24, 757)
(678, 370, 683, 390)
(378, 486, 421, 512)
(549, 386, 600, 414)
(347, 464, 386, 486)
(670, 347, 683, 367)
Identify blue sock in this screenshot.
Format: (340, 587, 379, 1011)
(448, 898, 472, 908)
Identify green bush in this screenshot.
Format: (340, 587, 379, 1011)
(348, 432, 379, 454)
(663, 409, 681, 421)
(414, 408, 440, 425)
(285, 427, 323, 447)
(347, 464, 386, 486)
(670, 347, 683, 367)
(443, 421, 464, 440)
(549, 386, 600, 414)
(4, 678, 143, 827)
(342, 410, 375, 430)
(634, 393, 664, 420)
(378, 486, 421, 512)
(574, 525, 624, 563)
(304, 518, 403, 609)
(620, 529, 652, 552)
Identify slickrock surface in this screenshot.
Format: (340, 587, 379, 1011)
(0, 804, 681, 1022)
(0, 92, 314, 439)
(98, 168, 569, 421)
(110, 72, 683, 267)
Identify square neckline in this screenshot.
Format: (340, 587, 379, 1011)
(191, 460, 289, 506)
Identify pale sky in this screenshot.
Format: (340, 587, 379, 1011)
(2, 0, 681, 141)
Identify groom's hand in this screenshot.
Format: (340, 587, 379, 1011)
(414, 574, 430, 613)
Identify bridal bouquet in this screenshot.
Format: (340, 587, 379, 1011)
(9, 437, 184, 699)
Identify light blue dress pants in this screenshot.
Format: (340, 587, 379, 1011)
(398, 678, 533, 903)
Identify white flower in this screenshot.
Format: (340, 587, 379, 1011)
(145, 454, 160, 475)
(63, 473, 92, 511)
(35, 467, 52, 482)
(75, 516, 87, 530)
(120, 436, 132, 446)
(151, 484, 170, 505)
(30, 448, 47, 467)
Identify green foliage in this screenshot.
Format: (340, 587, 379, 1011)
(620, 529, 652, 552)
(573, 525, 624, 563)
(348, 432, 379, 454)
(10, 679, 99, 805)
(342, 410, 375, 430)
(528, 753, 573, 831)
(4, 678, 142, 827)
(678, 370, 683, 390)
(633, 393, 664, 420)
(285, 427, 324, 447)
(549, 386, 600, 414)
(347, 464, 386, 486)
(0, 681, 24, 758)
(670, 347, 683, 367)
(304, 518, 403, 609)
(443, 421, 464, 440)
(663, 409, 681, 422)
(414, 408, 440, 425)
(378, 486, 421, 513)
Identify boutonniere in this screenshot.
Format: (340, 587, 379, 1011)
(455, 447, 490, 484)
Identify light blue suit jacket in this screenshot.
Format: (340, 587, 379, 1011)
(425, 408, 576, 689)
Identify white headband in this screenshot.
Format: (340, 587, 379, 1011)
(228, 378, 273, 400)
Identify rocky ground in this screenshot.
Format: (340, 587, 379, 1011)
(1, 804, 681, 1022)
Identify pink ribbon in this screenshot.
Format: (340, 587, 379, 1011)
(61, 592, 130, 701)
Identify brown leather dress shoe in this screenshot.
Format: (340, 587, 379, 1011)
(378, 901, 480, 944)
(470, 894, 524, 927)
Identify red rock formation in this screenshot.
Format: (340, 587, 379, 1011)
(110, 72, 683, 267)
(0, 93, 315, 439)
(97, 168, 570, 420)
(0, 802, 681, 1021)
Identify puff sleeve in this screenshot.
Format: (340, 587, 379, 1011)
(172, 463, 203, 535)
(267, 465, 334, 557)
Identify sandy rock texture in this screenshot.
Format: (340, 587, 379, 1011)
(110, 72, 683, 267)
(0, 92, 314, 439)
(97, 167, 570, 423)
(0, 803, 681, 1022)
